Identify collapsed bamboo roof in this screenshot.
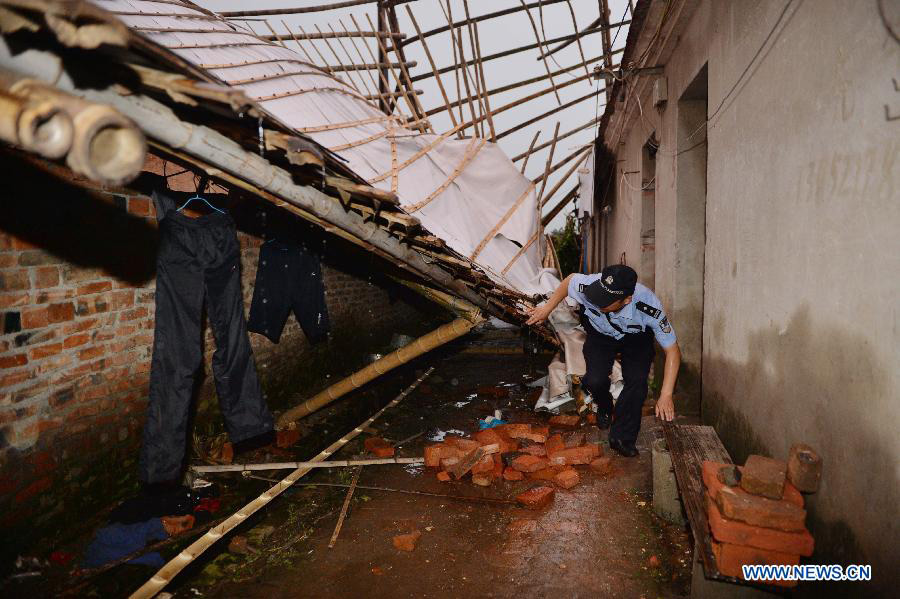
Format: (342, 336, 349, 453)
(0, 0, 629, 336)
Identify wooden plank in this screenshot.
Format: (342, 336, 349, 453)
(662, 423, 731, 581)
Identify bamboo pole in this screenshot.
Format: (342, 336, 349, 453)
(511, 116, 601, 162)
(538, 147, 591, 209)
(192, 457, 424, 473)
(261, 19, 287, 48)
(494, 84, 607, 141)
(385, 5, 432, 133)
(326, 60, 417, 73)
(349, 13, 410, 120)
(439, 0, 478, 138)
(314, 23, 365, 93)
(539, 15, 601, 59)
(519, 0, 560, 105)
(280, 20, 318, 66)
(520, 129, 541, 173)
(564, 0, 591, 81)
(404, 5, 459, 130)
(278, 316, 481, 426)
(328, 466, 360, 548)
(536, 122, 560, 205)
(340, 17, 390, 109)
(462, 1, 489, 139)
(409, 27, 628, 83)
(129, 368, 435, 599)
(533, 144, 591, 186)
(472, 22, 495, 140)
(322, 23, 371, 97)
(366, 13, 422, 124)
(541, 184, 578, 225)
(397, 0, 571, 49)
(221, 0, 416, 17)
(259, 30, 404, 41)
(298, 24, 336, 74)
(445, 0, 464, 135)
(598, 0, 615, 100)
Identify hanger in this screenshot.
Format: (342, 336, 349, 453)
(177, 176, 225, 214)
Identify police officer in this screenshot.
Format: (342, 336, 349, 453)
(526, 264, 680, 457)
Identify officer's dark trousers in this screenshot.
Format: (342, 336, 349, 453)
(140, 211, 273, 484)
(581, 329, 654, 444)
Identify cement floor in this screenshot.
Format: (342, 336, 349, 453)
(184, 332, 693, 599)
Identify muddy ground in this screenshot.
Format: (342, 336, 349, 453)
(11, 327, 694, 598)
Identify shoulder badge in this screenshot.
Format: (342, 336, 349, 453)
(578, 284, 585, 292)
(635, 301, 662, 319)
(660, 316, 672, 333)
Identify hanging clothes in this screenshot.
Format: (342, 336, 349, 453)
(141, 191, 273, 485)
(248, 237, 330, 344)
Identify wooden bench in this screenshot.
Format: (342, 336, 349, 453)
(661, 422, 783, 598)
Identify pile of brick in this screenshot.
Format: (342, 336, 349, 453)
(424, 417, 610, 509)
(702, 444, 822, 587)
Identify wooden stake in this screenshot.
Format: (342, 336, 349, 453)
(519, 0, 560, 104)
(405, 5, 459, 130)
(520, 129, 541, 173)
(329, 466, 361, 548)
(129, 368, 436, 599)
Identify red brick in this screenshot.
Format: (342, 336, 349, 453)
(0, 292, 29, 309)
(716, 486, 806, 532)
(527, 467, 562, 482)
(364, 437, 395, 458)
(28, 342, 62, 360)
(492, 453, 504, 478)
(21, 307, 49, 329)
(519, 441, 546, 457)
(18, 250, 63, 267)
(0, 354, 27, 369)
(34, 266, 59, 289)
(515, 485, 555, 510)
(545, 433, 564, 456)
(10, 236, 37, 250)
(76, 281, 113, 296)
(34, 289, 75, 304)
(549, 414, 580, 428)
(112, 290, 135, 310)
(75, 294, 111, 316)
(474, 428, 516, 453)
(436, 471, 451, 482)
(48, 302, 75, 323)
(35, 353, 72, 375)
(712, 541, 799, 588)
(590, 457, 614, 475)
(14, 476, 52, 504)
(786, 444, 822, 493)
(498, 423, 531, 439)
(424, 444, 444, 468)
(706, 495, 814, 556)
(129, 197, 151, 216)
(63, 333, 91, 349)
(276, 429, 300, 448)
(472, 471, 494, 486)
(740, 455, 786, 499)
(511, 454, 549, 473)
(471, 454, 494, 474)
(563, 431, 585, 448)
(548, 446, 599, 466)
(120, 307, 149, 321)
(61, 318, 100, 335)
(554, 468, 580, 489)
(503, 467, 524, 481)
(0, 269, 30, 291)
(444, 437, 480, 452)
(701, 461, 802, 507)
(78, 345, 107, 362)
(0, 254, 16, 268)
(439, 456, 460, 470)
(392, 531, 421, 552)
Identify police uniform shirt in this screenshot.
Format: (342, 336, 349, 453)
(567, 274, 677, 348)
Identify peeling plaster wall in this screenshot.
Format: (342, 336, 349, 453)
(602, 0, 900, 593)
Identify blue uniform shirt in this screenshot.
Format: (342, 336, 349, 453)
(567, 274, 677, 348)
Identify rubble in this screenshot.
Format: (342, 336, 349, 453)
(516, 485, 556, 509)
(548, 414, 580, 428)
(553, 468, 580, 489)
(392, 531, 422, 552)
(740, 455, 786, 500)
(786, 443, 822, 493)
(364, 437, 395, 458)
(590, 457, 613, 475)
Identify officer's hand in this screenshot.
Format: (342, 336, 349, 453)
(525, 303, 552, 325)
(655, 392, 675, 421)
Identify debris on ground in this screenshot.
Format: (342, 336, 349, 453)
(364, 437, 396, 458)
(392, 530, 422, 552)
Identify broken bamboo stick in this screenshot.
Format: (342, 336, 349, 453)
(538, 148, 592, 209)
(278, 316, 481, 426)
(192, 457, 423, 474)
(511, 116, 601, 162)
(541, 184, 579, 225)
(463, 1, 489, 139)
(328, 466, 360, 548)
(128, 367, 435, 599)
(536, 122, 561, 205)
(440, 0, 478, 137)
(259, 30, 404, 41)
(385, 5, 432, 133)
(495, 84, 607, 140)
(519, 0, 561, 105)
(520, 130, 541, 174)
(564, 0, 592, 81)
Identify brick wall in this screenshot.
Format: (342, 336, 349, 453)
(0, 152, 437, 563)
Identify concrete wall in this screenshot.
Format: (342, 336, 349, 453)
(0, 152, 436, 564)
(601, 0, 899, 594)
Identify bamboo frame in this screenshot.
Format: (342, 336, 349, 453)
(536, 122, 561, 205)
(541, 184, 579, 225)
(519, 0, 561, 105)
(520, 130, 541, 173)
(472, 22, 495, 140)
(408, 23, 629, 83)
(314, 23, 364, 93)
(366, 13, 423, 125)
(501, 230, 539, 275)
(440, 0, 479, 138)
(564, 0, 592, 81)
(298, 24, 336, 74)
(338, 17, 393, 112)
(349, 13, 413, 121)
(406, 137, 487, 213)
(462, 1, 490, 138)
(533, 144, 592, 186)
(538, 147, 592, 209)
(494, 82, 609, 141)
(262, 19, 287, 49)
(469, 181, 536, 261)
(259, 30, 403, 41)
(129, 368, 435, 599)
(385, 5, 432, 133)
(405, 5, 458, 130)
(323, 23, 373, 98)
(511, 116, 601, 162)
(278, 316, 480, 426)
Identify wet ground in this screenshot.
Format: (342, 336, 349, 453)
(182, 327, 693, 599)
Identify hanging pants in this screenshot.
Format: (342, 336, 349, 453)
(247, 239, 330, 344)
(580, 328, 654, 444)
(140, 210, 273, 484)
